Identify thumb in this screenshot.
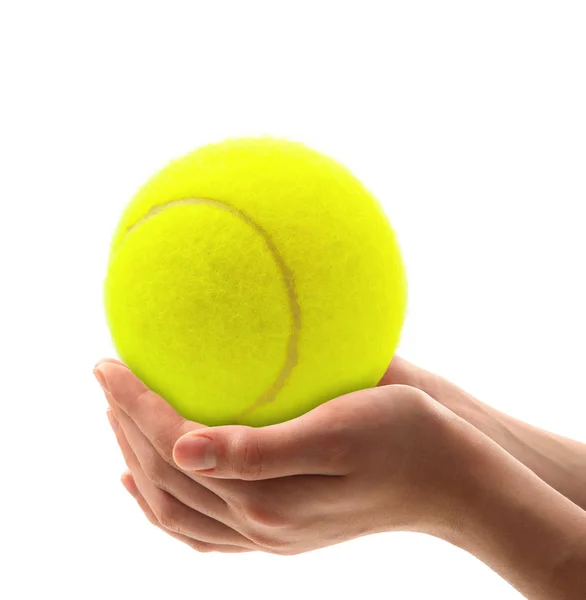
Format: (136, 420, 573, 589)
(172, 404, 354, 480)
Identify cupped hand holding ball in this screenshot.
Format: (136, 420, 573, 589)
(98, 138, 586, 597)
(95, 357, 485, 555)
(99, 137, 449, 554)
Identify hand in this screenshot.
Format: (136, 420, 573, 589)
(381, 356, 586, 511)
(95, 358, 479, 555)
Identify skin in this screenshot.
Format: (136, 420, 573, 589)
(381, 357, 586, 512)
(95, 357, 586, 599)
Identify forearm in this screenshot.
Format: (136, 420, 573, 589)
(445, 421, 586, 599)
(420, 370, 586, 511)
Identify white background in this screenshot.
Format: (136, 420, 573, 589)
(1, 2, 585, 599)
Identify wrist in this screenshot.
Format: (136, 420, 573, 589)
(442, 424, 586, 599)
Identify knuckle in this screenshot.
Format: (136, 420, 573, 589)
(155, 496, 180, 531)
(141, 455, 168, 489)
(391, 384, 429, 407)
(152, 437, 173, 464)
(153, 420, 186, 464)
(245, 501, 289, 529)
(392, 385, 439, 425)
(230, 493, 289, 530)
(247, 530, 291, 552)
(232, 430, 263, 480)
(189, 540, 214, 553)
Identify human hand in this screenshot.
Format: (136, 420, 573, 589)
(95, 358, 479, 556)
(381, 356, 586, 511)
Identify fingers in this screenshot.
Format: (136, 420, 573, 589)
(108, 399, 229, 522)
(107, 407, 259, 550)
(120, 472, 252, 554)
(120, 470, 158, 524)
(95, 360, 200, 465)
(172, 393, 361, 480)
(96, 358, 354, 481)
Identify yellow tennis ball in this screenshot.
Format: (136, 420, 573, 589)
(104, 137, 407, 427)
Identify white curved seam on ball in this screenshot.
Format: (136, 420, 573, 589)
(124, 198, 301, 421)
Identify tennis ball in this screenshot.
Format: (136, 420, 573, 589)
(104, 137, 407, 427)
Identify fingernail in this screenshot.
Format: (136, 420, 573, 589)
(175, 436, 217, 471)
(94, 366, 109, 393)
(107, 408, 118, 431)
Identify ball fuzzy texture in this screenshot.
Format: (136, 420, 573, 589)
(104, 137, 407, 427)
